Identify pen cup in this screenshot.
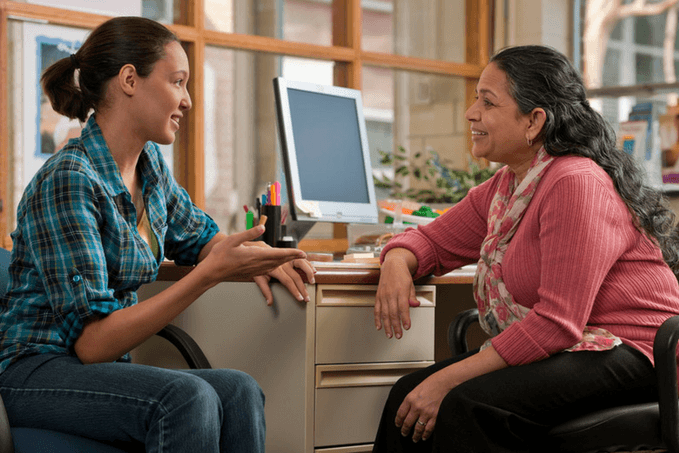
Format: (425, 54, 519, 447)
(277, 225, 296, 248)
(261, 205, 281, 247)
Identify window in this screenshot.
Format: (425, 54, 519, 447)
(579, 0, 679, 122)
(578, 0, 679, 189)
(0, 0, 491, 246)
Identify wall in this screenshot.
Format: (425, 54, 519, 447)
(504, 0, 572, 56)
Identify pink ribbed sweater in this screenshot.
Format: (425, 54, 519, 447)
(382, 156, 679, 366)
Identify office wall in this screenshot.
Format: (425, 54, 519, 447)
(503, 0, 573, 56)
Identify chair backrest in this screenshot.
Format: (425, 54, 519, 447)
(0, 248, 10, 298)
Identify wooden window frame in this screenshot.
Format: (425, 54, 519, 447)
(0, 0, 492, 248)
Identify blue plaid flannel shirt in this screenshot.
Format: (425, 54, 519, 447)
(0, 116, 219, 373)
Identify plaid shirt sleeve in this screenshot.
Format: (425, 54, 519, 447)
(156, 149, 219, 265)
(24, 167, 121, 351)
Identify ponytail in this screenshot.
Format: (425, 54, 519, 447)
(41, 52, 91, 122)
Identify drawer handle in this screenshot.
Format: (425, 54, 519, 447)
(318, 288, 435, 307)
(316, 363, 434, 388)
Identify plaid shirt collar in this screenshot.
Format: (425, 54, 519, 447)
(80, 115, 162, 198)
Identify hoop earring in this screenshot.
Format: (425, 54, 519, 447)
(526, 137, 533, 147)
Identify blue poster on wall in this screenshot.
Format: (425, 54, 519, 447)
(34, 35, 83, 157)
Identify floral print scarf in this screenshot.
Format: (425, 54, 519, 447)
(473, 147, 622, 353)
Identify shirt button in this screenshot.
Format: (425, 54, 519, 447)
(72, 275, 81, 283)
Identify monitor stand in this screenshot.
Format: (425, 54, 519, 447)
(286, 220, 317, 245)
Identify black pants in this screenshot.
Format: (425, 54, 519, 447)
(372, 345, 657, 453)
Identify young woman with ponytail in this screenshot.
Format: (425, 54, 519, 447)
(0, 16, 315, 452)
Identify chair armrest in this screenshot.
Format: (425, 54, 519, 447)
(653, 314, 679, 453)
(0, 394, 14, 453)
(447, 308, 479, 356)
(156, 325, 212, 370)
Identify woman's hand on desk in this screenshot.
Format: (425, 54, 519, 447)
(375, 248, 419, 339)
(244, 240, 317, 306)
(254, 259, 316, 305)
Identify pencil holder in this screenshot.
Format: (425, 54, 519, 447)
(277, 225, 296, 248)
(261, 205, 281, 247)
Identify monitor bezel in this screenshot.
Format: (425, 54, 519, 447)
(273, 77, 378, 224)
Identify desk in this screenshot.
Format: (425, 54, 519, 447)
(132, 263, 478, 453)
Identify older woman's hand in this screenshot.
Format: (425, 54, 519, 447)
(374, 248, 419, 339)
(395, 370, 453, 443)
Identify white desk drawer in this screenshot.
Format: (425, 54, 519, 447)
(315, 285, 435, 364)
(314, 362, 433, 447)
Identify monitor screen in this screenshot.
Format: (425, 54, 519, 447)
(274, 77, 378, 224)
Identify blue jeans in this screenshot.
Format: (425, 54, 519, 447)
(0, 354, 265, 453)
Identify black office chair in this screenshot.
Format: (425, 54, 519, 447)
(448, 307, 679, 453)
(0, 247, 212, 453)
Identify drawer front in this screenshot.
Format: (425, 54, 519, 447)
(316, 306, 434, 364)
(314, 362, 432, 447)
(316, 285, 435, 364)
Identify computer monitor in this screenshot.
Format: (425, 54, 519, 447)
(273, 77, 379, 226)
(274, 77, 378, 228)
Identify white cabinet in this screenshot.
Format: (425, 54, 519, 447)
(133, 279, 436, 452)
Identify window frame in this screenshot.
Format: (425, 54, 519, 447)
(0, 0, 492, 247)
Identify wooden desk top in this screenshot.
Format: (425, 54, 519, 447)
(155, 261, 475, 285)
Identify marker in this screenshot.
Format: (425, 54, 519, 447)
(246, 210, 254, 229)
(274, 181, 281, 206)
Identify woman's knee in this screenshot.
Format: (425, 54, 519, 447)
(192, 369, 265, 416)
(227, 370, 265, 410)
(437, 380, 496, 428)
(384, 371, 426, 412)
(158, 373, 221, 421)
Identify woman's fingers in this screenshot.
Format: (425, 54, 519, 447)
(269, 263, 308, 302)
(420, 417, 436, 442)
(375, 255, 417, 339)
(376, 284, 412, 339)
(395, 396, 437, 443)
(293, 258, 316, 284)
(243, 247, 306, 274)
(410, 416, 434, 443)
(253, 275, 274, 305)
(250, 257, 317, 305)
(231, 224, 266, 245)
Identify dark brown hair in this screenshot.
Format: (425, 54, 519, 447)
(492, 45, 679, 275)
(41, 16, 179, 122)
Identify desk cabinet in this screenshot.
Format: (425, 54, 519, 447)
(133, 276, 436, 452)
(313, 284, 435, 451)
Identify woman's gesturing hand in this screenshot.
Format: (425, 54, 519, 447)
(374, 248, 419, 339)
(199, 225, 306, 283)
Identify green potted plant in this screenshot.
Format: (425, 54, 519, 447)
(374, 146, 499, 204)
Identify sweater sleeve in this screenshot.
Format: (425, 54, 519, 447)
(380, 173, 501, 279)
(491, 173, 632, 365)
